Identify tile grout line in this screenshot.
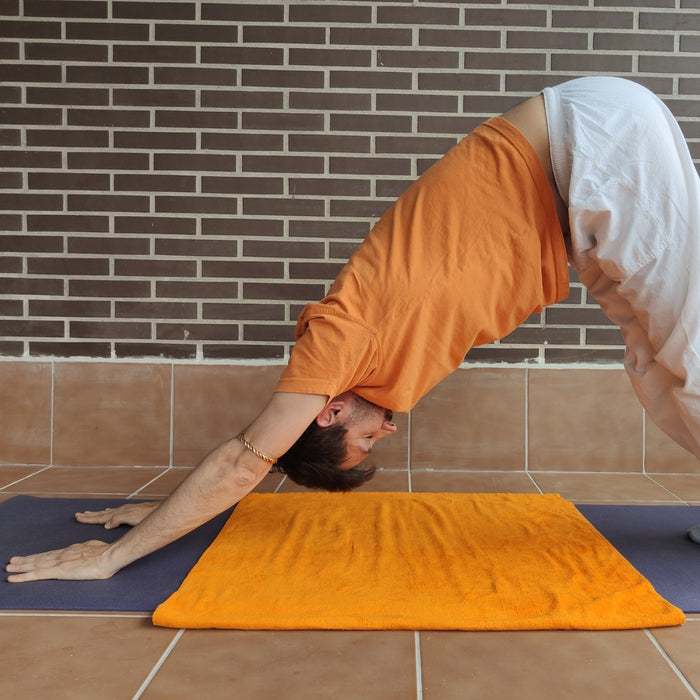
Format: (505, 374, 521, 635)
(132, 627, 185, 700)
(414, 631, 423, 700)
(644, 629, 700, 699)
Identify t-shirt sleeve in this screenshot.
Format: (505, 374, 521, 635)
(275, 303, 378, 400)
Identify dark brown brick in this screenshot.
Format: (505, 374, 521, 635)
(155, 196, 238, 215)
(330, 70, 413, 90)
(594, 32, 674, 52)
(69, 279, 151, 298)
(376, 93, 458, 113)
(464, 8, 547, 27)
(418, 72, 499, 92)
(114, 258, 197, 277)
(154, 238, 238, 258)
(28, 214, 109, 232)
(71, 320, 151, 339)
(202, 260, 284, 279)
(115, 342, 196, 359)
(501, 327, 580, 345)
(586, 328, 625, 345)
(289, 220, 367, 239)
(114, 131, 197, 150)
(3, 20, 62, 39)
(157, 110, 239, 130)
(114, 173, 196, 193)
(203, 218, 283, 237)
(289, 134, 370, 154)
(0, 86, 21, 103)
(290, 47, 373, 66)
(202, 176, 283, 195)
(242, 69, 324, 89)
(113, 44, 196, 63)
(420, 28, 500, 49)
(203, 344, 285, 360)
(201, 3, 283, 22)
(545, 307, 614, 326)
(0, 299, 23, 315)
(331, 27, 412, 46)
(242, 111, 324, 132)
(155, 66, 238, 86)
(545, 347, 625, 363)
(115, 301, 197, 319)
(24, 0, 107, 18)
(418, 115, 482, 134)
(552, 53, 632, 73)
(203, 302, 285, 321)
(0, 107, 62, 125)
(67, 193, 150, 213)
(330, 199, 393, 220)
(552, 9, 634, 28)
(29, 172, 110, 191)
(465, 51, 545, 71)
(67, 65, 149, 84)
(465, 347, 539, 363)
(67, 21, 150, 41)
(508, 31, 588, 50)
(157, 322, 238, 341)
(115, 216, 196, 235)
(243, 281, 326, 301)
(27, 85, 109, 107)
(375, 180, 412, 199)
(243, 323, 295, 343)
(68, 152, 150, 170)
(639, 54, 700, 74)
(3, 150, 62, 168)
(29, 299, 110, 317)
(289, 4, 370, 23)
(243, 25, 325, 44)
(1, 319, 64, 337)
(328, 241, 360, 260)
(242, 240, 324, 258)
(155, 23, 239, 43)
(378, 49, 459, 69)
(113, 88, 195, 107)
(155, 153, 237, 172)
(0, 277, 64, 295)
(0, 193, 62, 210)
(156, 280, 238, 299)
(0, 235, 62, 253)
(201, 132, 282, 151)
(28, 257, 109, 276)
(201, 89, 283, 109)
(25, 42, 108, 62)
(68, 108, 150, 128)
(640, 11, 700, 31)
(113, 1, 195, 20)
(201, 46, 283, 65)
(331, 113, 412, 133)
(289, 261, 345, 280)
(30, 341, 111, 357)
(242, 154, 323, 174)
(289, 91, 371, 112)
(0, 42, 21, 60)
(375, 135, 456, 155)
(242, 198, 324, 217)
(0, 214, 23, 230)
(68, 236, 150, 255)
(28, 129, 109, 148)
(289, 178, 369, 197)
(0, 171, 21, 188)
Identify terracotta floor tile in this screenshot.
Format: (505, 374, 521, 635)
(420, 629, 693, 699)
(651, 620, 700, 694)
(0, 465, 50, 489)
(4, 466, 168, 496)
(409, 470, 540, 494)
(276, 468, 409, 493)
(0, 615, 178, 699)
(142, 629, 416, 699)
(530, 472, 683, 503)
(646, 418, 700, 474)
(649, 474, 700, 503)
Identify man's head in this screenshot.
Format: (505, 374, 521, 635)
(274, 391, 397, 491)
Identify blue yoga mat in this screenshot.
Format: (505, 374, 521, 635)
(1, 496, 699, 614)
(1, 496, 232, 613)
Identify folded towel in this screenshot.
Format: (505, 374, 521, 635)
(153, 492, 684, 630)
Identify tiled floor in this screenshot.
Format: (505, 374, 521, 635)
(2, 464, 700, 699)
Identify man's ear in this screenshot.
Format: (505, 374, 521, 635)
(315, 397, 348, 428)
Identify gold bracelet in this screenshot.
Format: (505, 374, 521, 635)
(236, 432, 277, 465)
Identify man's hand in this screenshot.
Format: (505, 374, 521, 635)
(75, 501, 160, 529)
(6, 541, 115, 582)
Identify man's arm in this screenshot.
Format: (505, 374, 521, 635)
(6, 392, 327, 582)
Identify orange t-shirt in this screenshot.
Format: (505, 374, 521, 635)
(275, 118, 569, 412)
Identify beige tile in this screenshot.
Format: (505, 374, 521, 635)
(172, 364, 283, 467)
(142, 629, 416, 699)
(0, 465, 49, 489)
(410, 470, 540, 494)
(0, 361, 52, 465)
(529, 368, 643, 471)
(651, 621, 700, 694)
(411, 368, 526, 470)
(137, 467, 285, 497)
(649, 474, 700, 503)
(5, 466, 167, 496)
(420, 629, 692, 699)
(53, 362, 171, 467)
(366, 410, 409, 468)
(646, 418, 700, 474)
(276, 468, 409, 493)
(531, 473, 682, 503)
(0, 615, 178, 698)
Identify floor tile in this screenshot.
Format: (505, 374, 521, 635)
(0, 615, 178, 699)
(411, 368, 526, 470)
(649, 474, 700, 503)
(409, 470, 540, 494)
(529, 368, 643, 471)
(530, 472, 683, 503)
(0, 465, 50, 489)
(141, 629, 416, 699)
(646, 419, 700, 474)
(420, 628, 694, 699)
(651, 620, 700, 695)
(0, 361, 52, 464)
(276, 468, 409, 492)
(53, 362, 172, 467)
(3, 466, 167, 496)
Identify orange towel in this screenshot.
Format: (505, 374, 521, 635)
(153, 492, 684, 630)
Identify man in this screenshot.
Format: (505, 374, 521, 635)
(7, 77, 700, 582)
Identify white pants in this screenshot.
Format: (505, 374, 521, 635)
(543, 77, 700, 460)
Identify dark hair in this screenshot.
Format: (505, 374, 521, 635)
(274, 421, 376, 492)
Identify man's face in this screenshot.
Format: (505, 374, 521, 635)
(340, 395, 397, 469)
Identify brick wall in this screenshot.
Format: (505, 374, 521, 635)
(1, 1, 699, 364)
